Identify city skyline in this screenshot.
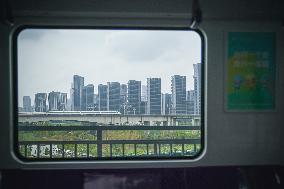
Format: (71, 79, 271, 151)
(19, 73, 198, 108)
(21, 74, 193, 105)
(18, 29, 201, 107)
(22, 69, 201, 116)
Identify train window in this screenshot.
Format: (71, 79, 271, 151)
(15, 28, 204, 161)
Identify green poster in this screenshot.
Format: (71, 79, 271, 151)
(226, 32, 276, 110)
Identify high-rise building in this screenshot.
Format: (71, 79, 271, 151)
(141, 85, 147, 101)
(98, 84, 107, 111)
(23, 96, 32, 112)
(140, 101, 147, 115)
(146, 78, 161, 115)
(127, 80, 141, 115)
(107, 82, 120, 112)
(186, 90, 195, 115)
(48, 91, 67, 111)
(18, 107, 24, 112)
(171, 75, 187, 115)
(59, 93, 67, 111)
(193, 63, 201, 115)
(162, 93, 171, 115)
(93, 94, 99, 111)
(35, 93, 47, 112)
(140, 85, 147, 115)
(81, 84, 94, 111)
(70, 83, 74, 110)
(48, 91, 60, 111)
(72, 75, 84, 111)
(120, 84, 127, 114)
(66, 98, 72, 111)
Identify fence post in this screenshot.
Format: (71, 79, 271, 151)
(37, 144, 40, 158)
(97, 127, 102, 157)
(74, 144, 77, 158)
(24, 145, 27, 157)
(50, 144, 52, 158)
(154, 143, 158, 155)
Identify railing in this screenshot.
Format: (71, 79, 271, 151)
(18, 125, 201, 159)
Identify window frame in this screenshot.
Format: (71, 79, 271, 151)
(12, 25, 206, 163)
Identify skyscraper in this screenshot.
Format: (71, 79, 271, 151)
(120, 84, 127, 114)
(48, 91, 60, 111)
(140, 85, 147, 115)
(81, 84, 94, 111)
(70, 83, 74, 111)
(35, 93, 47, 112)
(72, 75, 84, 111)
(141, 85, 147, 102)
(171, 75, 186, 115)
(98, 84, 107, 111)
(127, 80, 141, 115)
(193, 63, 201, 115)
(48, 91, 67, 111)
(93, 94, 99, 111)
(107, 82, 120, 112)
(23, 96, 32, 112)
(146, 78, 161, 115)
(59, 93, 67, 111)
(140, 101, 147, 115)
(186, 90, 195, 115)
(66, 98, 72, 111)
(162, 93, 171, 115)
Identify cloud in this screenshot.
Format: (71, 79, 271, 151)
(17, 29, 201, 107)
(105, 30, 190, 62)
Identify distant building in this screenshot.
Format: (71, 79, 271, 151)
(98, 84, 107, 111)
(140, 101, 147, 115)
(23, 96, 32, 112)
(193, 63, 201, 115)
(128, 80, 141, 115)
(48, 91, 67, 111)
(35, 93, 47, 112)
(186, 90, 195, 115)
(120, 84, 127, 114)
(171, 75, 187, 115)
(93, 94, 99, 111)
(81, 84, 94, 111)
(140, 85, 147, 115)
(162, 93, 171, 115)
(107, 82, 120, 111)
(66, 98, 72, 111)
(70, 83, 74, 111)
(141, 85, 147, 101)
(59, 93, 67, 111)
(18, 107, 24, 112)
(72, 75, 84, 111)
(48, 91, 60, 111)
(146, 78, 161, 115)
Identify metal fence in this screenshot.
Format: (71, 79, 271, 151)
(18, 125, 201, 159)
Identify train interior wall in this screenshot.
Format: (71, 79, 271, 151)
(0, 0, 284, 188)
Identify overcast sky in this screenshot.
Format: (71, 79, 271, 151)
(18, 29, 201, 107)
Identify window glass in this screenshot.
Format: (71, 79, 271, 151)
(17, 28, 203, 160)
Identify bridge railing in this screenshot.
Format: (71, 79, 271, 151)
(18, 125, 201, 159)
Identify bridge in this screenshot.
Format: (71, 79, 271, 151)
(18, 112, 201, 126)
